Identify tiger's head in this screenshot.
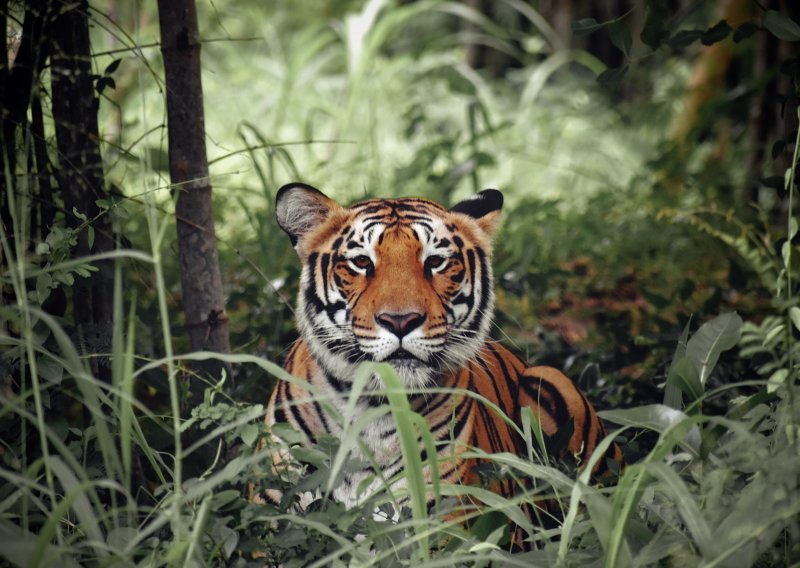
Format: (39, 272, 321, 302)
(276, 183, 503, 389)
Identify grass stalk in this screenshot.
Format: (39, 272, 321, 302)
(144, 189, 186, 544)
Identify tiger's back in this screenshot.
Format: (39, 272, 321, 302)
(257, 183, 622, 514)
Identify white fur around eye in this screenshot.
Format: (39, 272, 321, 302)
(348, 254, 374, 274)
(425, 255, 449, 273)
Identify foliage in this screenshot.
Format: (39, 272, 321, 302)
(2, 0, 800, 565)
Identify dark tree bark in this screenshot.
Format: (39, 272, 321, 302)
(1, 0, 52, 243)
(50, 0, 114, 378)
(157, 0, 231, 379)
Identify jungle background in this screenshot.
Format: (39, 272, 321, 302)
(2, 0, 800, 565)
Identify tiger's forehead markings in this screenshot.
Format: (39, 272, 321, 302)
(344, 198, 449, 247)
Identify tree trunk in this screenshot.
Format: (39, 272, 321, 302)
(1, 0, 52, 247)
(157, 0, 231, 382)
(50, 0, 115, 380)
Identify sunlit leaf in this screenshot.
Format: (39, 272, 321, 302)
(767, 368, 789, 393)
(789, 307, 800, 332)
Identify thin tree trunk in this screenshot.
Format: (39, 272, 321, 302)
(50, 0, 114, 380)
(1, 0, 51, 245)
(157, 0, 231, 382)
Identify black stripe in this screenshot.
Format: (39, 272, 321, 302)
(474, 353, 508, 419)
(324, 300, 346, 321)
(312, 399, 332, 434)
(486, 343, 519, 404)
(286, 393, 317, 442)
(521, 374, 570, 426)
(304, 253, 325, 313)
(476, 248, 491, 316)
(324, 371, 350, 394)
(273, 384, 289, 426)
(319, 253, 330, 303)
(475, 402, 505, 453)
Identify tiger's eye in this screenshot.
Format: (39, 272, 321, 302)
(425, 255, 447, 272)
(351, 255, 373, 271)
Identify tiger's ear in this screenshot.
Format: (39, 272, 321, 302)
(450, 189, 503, 236)
(276, 183, 338, 246)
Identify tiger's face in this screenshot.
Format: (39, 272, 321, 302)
(276, 183, 503, 389)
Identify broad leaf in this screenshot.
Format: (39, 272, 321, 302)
(665, 356, 703, 409)
(686, 312, 743, 385)
(600, 404, 700, 452)
(609, 20, 632, 56)
(664, 318, 692, 409)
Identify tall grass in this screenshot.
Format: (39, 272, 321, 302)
(2, 0, 799, 565)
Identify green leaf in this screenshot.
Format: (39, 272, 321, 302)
(95, 76, 116, 95)
(107, 527, 139, 550)
(572, 18, 605, 37)
(239, 423, 258, 447)
(664, 318, 693, 409)
(701, 20, 732, 45)
(600, 404, 700, 452)
(763, 322, 785, 347)
(764, 10, 800, 41)
(271, 422, 306, 445)
(209, 489, 242, 510)
(87, 226, 95, 250)
(104, 58, 122, 75)
(686, 312, 743, 384)
(767, 368, 789, 393)
(609, 20, 632, 56)
(733, 21, 759, 43)
(36, 272, 53, 305)
(290, 446, 329, 468)
(789, 307, 800, 332)
(668, 29, 703, 49)
(597, 65, 628, 85)
(72, 207, 88, 222)
(646, 462, 714, 557)
(38, 358, 63, 385)
(782, 240, 791, 268)
(666, 356, 703, 408)
(641, 3, 669, 47)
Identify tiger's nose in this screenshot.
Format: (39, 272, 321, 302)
(375, 312, 426, 338)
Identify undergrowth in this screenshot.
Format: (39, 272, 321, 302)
(2, 1, 800, 566)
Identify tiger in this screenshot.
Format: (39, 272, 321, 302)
(254, 182, 623, 528)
